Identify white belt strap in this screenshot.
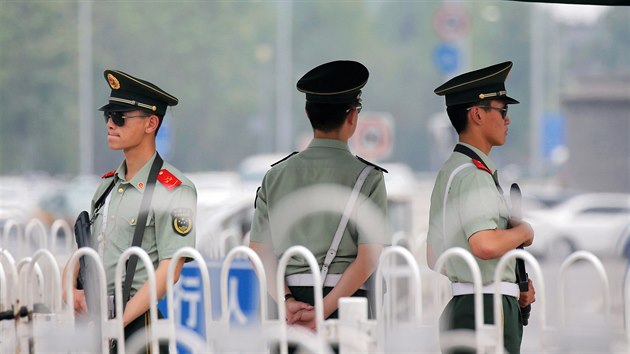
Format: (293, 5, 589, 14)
(320, 165, 374, 285)
(451, 282, 520, 298)
(286, 273, 367, 290)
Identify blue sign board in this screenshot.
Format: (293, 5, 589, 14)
(157, 259, 261, 353)
(433, 43, 460, 75)
(156, 118, 172, 159)
(541, 112, 566, 158)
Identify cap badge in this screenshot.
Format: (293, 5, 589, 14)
(107, 73, 121, 90)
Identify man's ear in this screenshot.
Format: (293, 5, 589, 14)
(347, 110, 358, 127)
(146, 115, 159, 134)
(468, 107, 483, 126)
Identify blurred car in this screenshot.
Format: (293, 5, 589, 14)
(615, 223, 630, 260)
(34, 175, 100, 226)
(525, 192, 630, 258)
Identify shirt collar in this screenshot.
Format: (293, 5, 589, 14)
(459, 142, 497, 173)
(307, 138, 350, 152)
(115, 152, 158, 192)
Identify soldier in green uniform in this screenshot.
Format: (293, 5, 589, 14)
(426, 62, 536, 354)
(249, 60, 389, 331)
(63, 70, 196, 352)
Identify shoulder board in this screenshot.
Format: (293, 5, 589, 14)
(472, 159, 492, 175)
(271, 152, 298, 167)
(101, 170, 116, 179)
(356, 156, 388, 173)
(157, 169, 182, 191)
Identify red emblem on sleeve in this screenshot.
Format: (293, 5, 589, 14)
(101, 170, 116, 178)
(157, 169, 182, 190)
(472, 159, 492, 175)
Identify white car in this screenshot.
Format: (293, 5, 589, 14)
(525, 193, 630, 259)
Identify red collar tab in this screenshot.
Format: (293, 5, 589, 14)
(157, 169, 182, 190)
(472, 159, 492, 175)
(101, 170, 116, 179)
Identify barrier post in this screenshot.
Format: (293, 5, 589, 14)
(433, 247, 490, 353)
(166, 247, 214, 353)
(276, 245, 325, 354)
(493, 249, 547, 353)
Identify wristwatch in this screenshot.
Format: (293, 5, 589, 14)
(284, 293, 294, 301)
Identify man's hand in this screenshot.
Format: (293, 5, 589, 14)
(65, 288, 88, 315)
(292, 308, 317, 331)
(518, 278, 536, 307)
(285, 298, 313, 324)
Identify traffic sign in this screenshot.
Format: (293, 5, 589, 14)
(433, 4, 470, 42)
(156, 115, 172, 159)
(350, 112, 394, 161)
(433, 43, 461, 75)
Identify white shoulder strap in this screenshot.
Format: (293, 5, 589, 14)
(321, 165, 375, 284)
(442, 163, 474, 238)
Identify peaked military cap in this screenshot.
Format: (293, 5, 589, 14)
(297, 60, 368, 104)
(99, 69, 178, 115)
(434, 61, 519, 107)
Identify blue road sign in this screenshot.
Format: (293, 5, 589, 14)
(156, 117, 172, 158)
(157, 259, 261, 353)
(541, 112, 566, 158)
(433, 43, 460, 76)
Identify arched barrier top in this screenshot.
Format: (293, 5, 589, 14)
(220, 245, 268, 324)
(166, 246, 213, 353)
(276, 245, 325, 354)
(0, 249, 18, 309)
(374, 245, 422, 323)
(114, 246, 159, 353)
(25, 219, 48, 251)
(50, 219, 73, 254)
(558, 250, 610, 326)
(493, 249, 547, 353)
(433, 247, 489, 353)
(25, 249, 62, 313)
(63, 247, 116, 354)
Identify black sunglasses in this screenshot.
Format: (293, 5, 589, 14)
(104, 111, 149, 127)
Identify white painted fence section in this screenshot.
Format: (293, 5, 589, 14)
(166, 246, 213, 353)
(1, 217, 629, 353)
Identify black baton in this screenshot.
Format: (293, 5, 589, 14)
(510, 183, 531, 326)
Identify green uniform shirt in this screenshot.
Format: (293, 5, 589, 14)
(91, 153, 197, 295)
(250, 138, 389, 276)
(427, 143, 515, 284)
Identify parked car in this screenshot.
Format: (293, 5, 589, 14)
(525, 192, 630, 259)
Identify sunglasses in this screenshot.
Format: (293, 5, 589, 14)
(468, 105, 508, 119)
(104, 111, 150, 127)
(345, 102, 363, 114)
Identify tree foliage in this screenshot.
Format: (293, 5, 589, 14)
(0, 1, 627, 176)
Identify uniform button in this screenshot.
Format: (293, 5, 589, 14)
(131, 218, 136, 225)
(118, 187, 124, 193)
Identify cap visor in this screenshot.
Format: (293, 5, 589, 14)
(503, 96, 519, 104)
(98, 103, 136, 112)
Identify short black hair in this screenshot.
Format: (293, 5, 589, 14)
(446, 103, 470, 134)
(305, 101, 355, 132)
(446, 99, 498, 134)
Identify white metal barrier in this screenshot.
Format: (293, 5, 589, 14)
(65, 246, 123, 353)
(166, 246, 213, 353)
(558, 250, 610, 325)
(433, 246, 498, 353)
(2, 222, 630, 353)
(50, 218, 73, 255)
(276, 245, 328, 354)
(25, 219, 48, 251)
(493, 249, 547, 353)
